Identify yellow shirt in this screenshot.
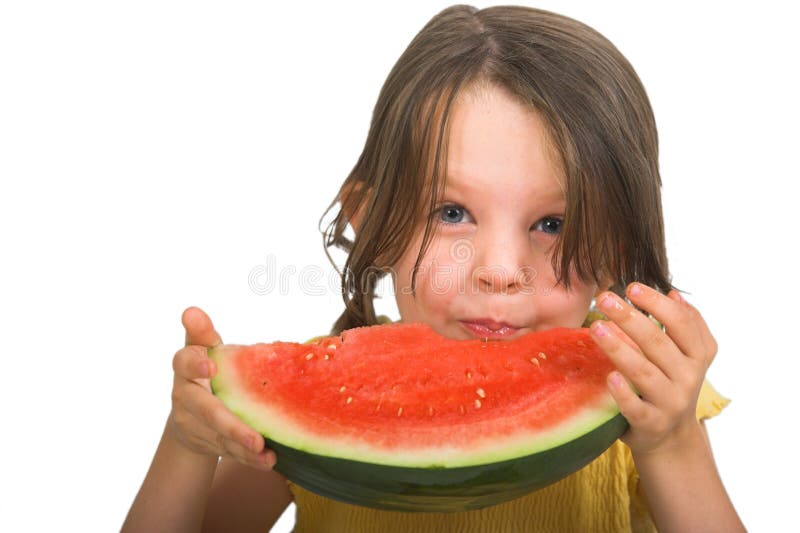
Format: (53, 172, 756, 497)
(289, 322, 730, 532)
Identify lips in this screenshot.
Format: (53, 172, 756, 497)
(460, 318, 522, 339)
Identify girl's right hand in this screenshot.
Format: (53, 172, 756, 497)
(167, 306, 277, 471)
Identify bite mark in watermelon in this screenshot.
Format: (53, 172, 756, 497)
(209, 323, 627, 511)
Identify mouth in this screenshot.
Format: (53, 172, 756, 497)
(460, 319, 523, 339)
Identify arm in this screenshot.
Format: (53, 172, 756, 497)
(123, 308, 282, 533)
(124, 424, 291, 533)
(632, 420, 741, 533)
(591, 285, 745, 533)
(201, 458, 293, 532)
(122, 420, 219, 532)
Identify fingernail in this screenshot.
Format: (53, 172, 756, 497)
(609, 372, 623, 387)
(630, 283, 643, 297)
(592, 321, 609, 337)
(599, 294, 623, 312)
(198, 361, 209, 378)
(243, 435, 254, 451)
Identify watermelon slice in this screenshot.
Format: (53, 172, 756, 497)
(208, 323, 626, 511)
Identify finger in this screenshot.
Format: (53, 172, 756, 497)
(607, 370, 658, 428)
(667, 291, 718, 365)
(173, 379, 262, 453)
(591, 320, 670, 400)
(173, 345, 216, 381)
(221, 437, 277, 470)
(605, 321, 641, 353)
(182, 306, 223, 348)
(625, 284, 707, 361)
(596, 290, 683, 379)
(198, 414, 275, 469)
(180, 409, 275, 469)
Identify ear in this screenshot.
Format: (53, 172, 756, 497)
(339, 180, 370, 233)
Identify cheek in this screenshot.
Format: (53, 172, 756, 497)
(391, 262, 416, 321)
(541, 278, 597, 327)
(392, 243, 458, 323)
(415, 270, 457, 313)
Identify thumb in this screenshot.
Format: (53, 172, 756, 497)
(182, 306, 223, 348)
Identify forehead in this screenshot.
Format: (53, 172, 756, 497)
(443, 84, 565, 204)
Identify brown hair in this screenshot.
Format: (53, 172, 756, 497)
(321, 5, 673, 335)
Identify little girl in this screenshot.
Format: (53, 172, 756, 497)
(125, 5, 744, 532)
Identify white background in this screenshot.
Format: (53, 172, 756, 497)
(1, 1, 797, 531)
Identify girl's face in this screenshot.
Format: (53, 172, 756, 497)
(391, 84, 601, 340)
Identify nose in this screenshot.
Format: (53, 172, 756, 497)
(471, 231, 534, 295)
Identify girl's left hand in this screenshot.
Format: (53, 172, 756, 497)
(590, 282, 718, 454)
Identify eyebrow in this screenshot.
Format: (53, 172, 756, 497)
(443, 172, 566, 205)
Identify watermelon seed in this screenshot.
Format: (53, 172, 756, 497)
(530, 357, 540, 366)
(538, 352, 547, 360)
(397, 407, 403, 416)
(466, 371, 472, 380)
(327, 344, 337, 350)
(324, 354, 330, 360)
(339, 386, 347, 393)
(346, 396, 353, 405)
(305, 352, 314, 360)
(474, 399, 482, 409)
(476, 388, 486, 398)
(376, 393, 385, 412)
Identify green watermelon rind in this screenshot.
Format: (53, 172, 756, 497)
(267, 413, 627, 512)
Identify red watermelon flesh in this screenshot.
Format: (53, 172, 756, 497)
(210, 322, 620, 468)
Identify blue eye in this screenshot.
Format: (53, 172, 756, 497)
(438, 204, 474, 225)
(533, 217, 563, 235)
